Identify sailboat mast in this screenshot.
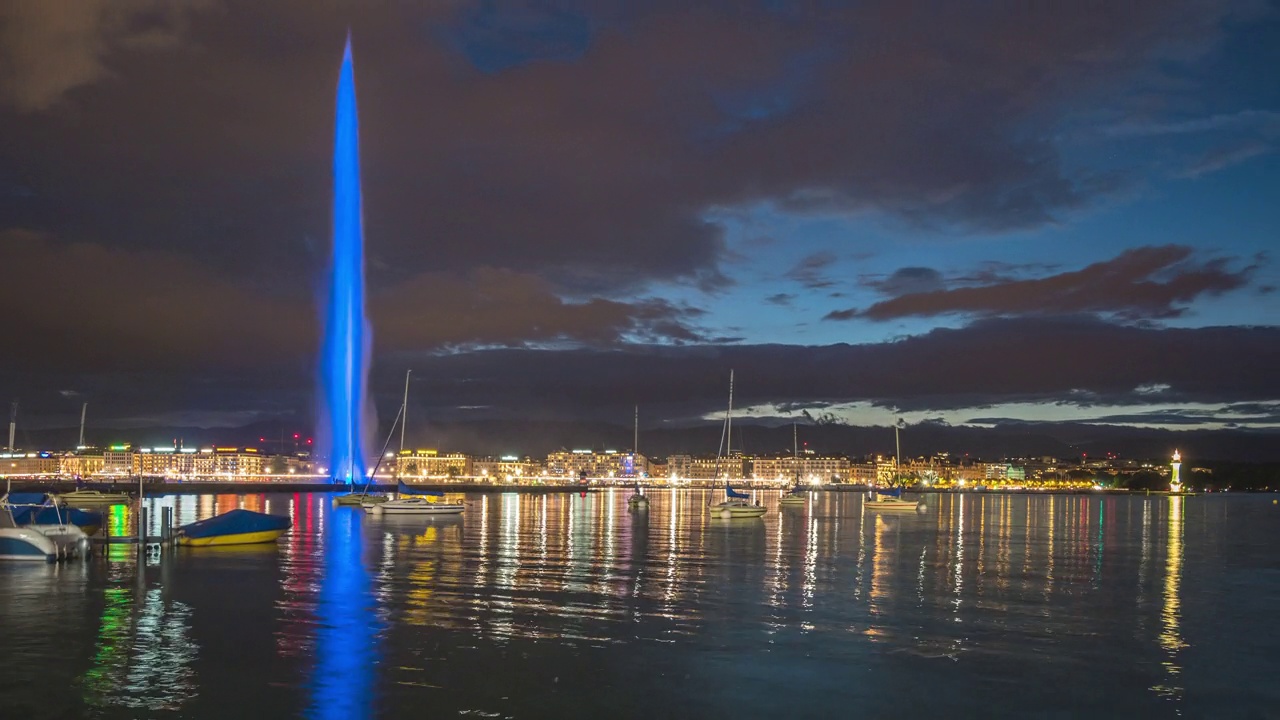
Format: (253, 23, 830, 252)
(793, 421, 798, 482)
(633, 405, 638, 455)
(396, 369, 412, 480)
(399, 370, 411, 454)
(78, 403, 88, 448)
(727, 370, 734, 458)
(894, 421, 902, 483)
(7, 400, 16, 453)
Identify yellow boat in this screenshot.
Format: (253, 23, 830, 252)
(176, 509, 291, 547)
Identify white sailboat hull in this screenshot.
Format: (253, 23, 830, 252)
(367, 498, 464, 515)
(865, 497, 923, 512)
(710, 501, 767, 519)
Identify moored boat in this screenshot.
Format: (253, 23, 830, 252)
(627, 483, 649, 509)
(711, 484, 767, 519)
(54, 489, 131, 506)
(864, 488, 924, 513)
(334, 492, 387, 506)
(177, 509, 291, 546)
(368, 495, 464, 516)
(1, 494, 91, 561)
(6, 493, 102, 535)
(779, 491, 807, 506)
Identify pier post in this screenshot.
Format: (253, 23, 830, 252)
(137, 506, 148, 562)
(161, 507, 172, 547)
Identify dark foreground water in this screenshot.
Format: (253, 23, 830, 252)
(1, 490, 1277, 719)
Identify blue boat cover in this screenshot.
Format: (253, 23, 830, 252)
(5, 492, 49, 506)
(875, 487, 902, 497)
(180, 509, 291, 539)
(398, 481, 444, 497)
(726, 484, 751, 499)
(3, 494, 99, 527)
(17, 506, 102, 528)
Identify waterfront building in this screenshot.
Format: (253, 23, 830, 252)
(0, 452, 61, 477)
(394, 450, 472, 479)
(751, 454, 852, 483)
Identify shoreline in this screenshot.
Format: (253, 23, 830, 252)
(3, 480, 1220, 496)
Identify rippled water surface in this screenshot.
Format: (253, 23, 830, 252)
(1, 490, 1278, 719)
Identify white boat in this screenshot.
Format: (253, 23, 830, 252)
(0, 494, 91, 561)
(865, 493, 924, 512)
(706, 370, 767, 520)
(711, 496, 767, 519)
(367, 496, 464, 516)
(778, 424, 807, 506)
(54, 489, 131, 506)
(779, 491, 806, 506)
(863, 420, 926, 514)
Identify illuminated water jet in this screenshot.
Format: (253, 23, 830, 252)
(320, 36, 371, 483)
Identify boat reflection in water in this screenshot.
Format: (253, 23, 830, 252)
(81, 587, 198, 712)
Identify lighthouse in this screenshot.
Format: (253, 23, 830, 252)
(1170, 450, 1183, 493)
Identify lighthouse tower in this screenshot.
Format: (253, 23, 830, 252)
(1170, 450, 1183, 493)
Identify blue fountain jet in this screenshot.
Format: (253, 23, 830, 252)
(321, 36, 371, 484)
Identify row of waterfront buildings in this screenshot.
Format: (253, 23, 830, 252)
(0, 444, 1173, 489)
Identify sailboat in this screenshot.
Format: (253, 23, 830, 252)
(626, 407, 649, 509)
(779, 423, 806, 506)
(866, 420, 925, 513)
(627, 482, 649, 510)
(334, 378, 410, 507)
(367, 481, 464, 516)
(708, 370, 766, 519)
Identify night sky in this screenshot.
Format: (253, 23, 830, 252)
(2, 2, 1278, 442)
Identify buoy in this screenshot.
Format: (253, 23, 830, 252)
(721, 508, 733, 520)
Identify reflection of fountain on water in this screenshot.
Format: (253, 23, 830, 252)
(310, 507, 379, 719)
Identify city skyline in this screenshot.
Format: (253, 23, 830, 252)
(2, 3, 1278, 441)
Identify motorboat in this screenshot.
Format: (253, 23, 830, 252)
(177, 509, 291, 546)
(334, 492, 387, 507)
(0, 494, 92, 561)
(54, 489, 131, 506)
(367, 495, 464, 516)
(865, 488, 925, 513)
(6, 493, 102, 535)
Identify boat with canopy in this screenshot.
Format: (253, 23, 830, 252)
(176, 509, 292, 546)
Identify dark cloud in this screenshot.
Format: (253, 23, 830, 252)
(0, 230, 707, 371)
(862, 266, 945, 297)
(2, 0, 1264, 304)
(828, 245, 1259, 322)
(764, 293, 795, 306)
(785, 251, 838, 289)
(6, 316, 1278, 437)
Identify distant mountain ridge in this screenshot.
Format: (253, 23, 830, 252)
(15, 417, 1280, 462)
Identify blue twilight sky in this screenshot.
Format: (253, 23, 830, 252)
(0, 1, 1277, 435)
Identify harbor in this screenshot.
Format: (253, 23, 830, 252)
(1, 488, 1276, 718)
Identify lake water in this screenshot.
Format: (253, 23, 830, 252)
(1, 490, 1277, 719)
